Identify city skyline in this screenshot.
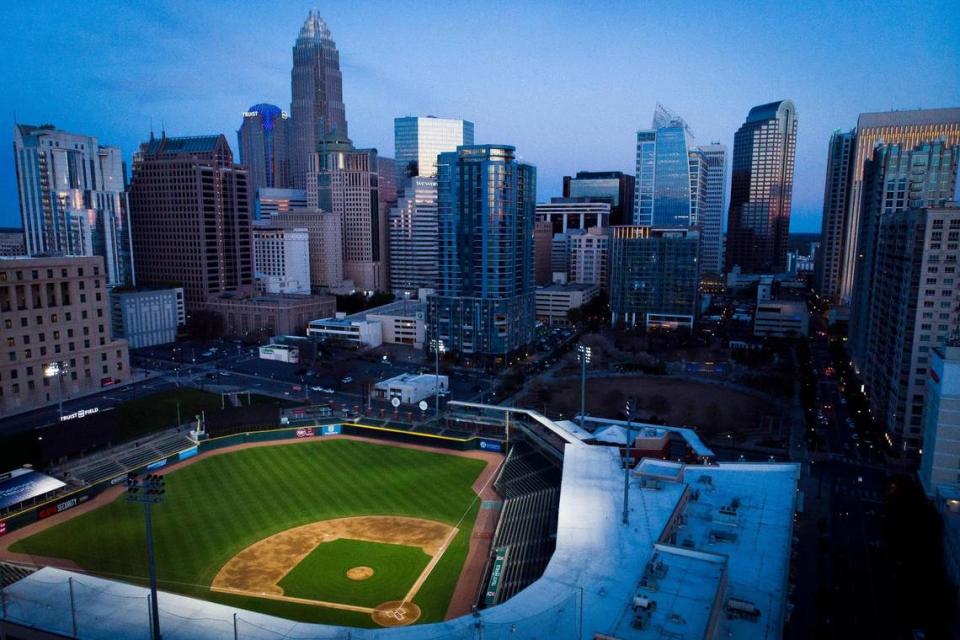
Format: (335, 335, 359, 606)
(1, 2, 958, 233)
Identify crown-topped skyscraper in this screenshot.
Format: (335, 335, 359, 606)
(289, 10, 348, 190)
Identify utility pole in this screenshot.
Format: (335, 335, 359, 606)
(126, 472, 165, 640)
(623, 397, 635, 525)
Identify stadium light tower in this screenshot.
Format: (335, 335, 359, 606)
(126, 472, 165, 640)
(623, 397, 636, 525)
(577, 345, 591, 427)
(431, 339, 446, 416)
(43, 361, 66, 422)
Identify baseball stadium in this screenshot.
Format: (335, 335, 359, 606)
(0, 401, 800, 639)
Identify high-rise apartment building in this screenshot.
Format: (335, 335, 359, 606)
(394, 116, 474, 184)
(252, 226, 310, 295)
(269, 210, 343, 289)
(0, 256, 130, 416)
(289, 10, 347, 190)
(562, 171, 635, 226)
(569, 226, 611, 290)
(609, 226, 700, 329)
(128, 133, 253, 311)
(860, 205, 960, 452)
(726, 100, 798, 273)
(13, 124, 134, 287)
(389, 176, 439, 294)
(533, 220, 554, 286)
(815, 130, 855, 300)
(634, 105, 698, 228)
(690, 143, 727, 276)
(307, 132, 384, 291)
(427, 145, 536, 364)
(237, 104, 290, 195)
(837, 108, 960, 301)
(849, 141, 959, 367)
(920, 343, 960, 497)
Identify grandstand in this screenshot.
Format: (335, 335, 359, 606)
(51, 429, 196, 486)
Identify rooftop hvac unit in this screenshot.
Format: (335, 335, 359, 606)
(726, 598, 761, 620)
(633, 596, 656, 611)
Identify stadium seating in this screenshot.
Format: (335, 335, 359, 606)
(482, 441, 562, 607)
(0, 562, 37, 589)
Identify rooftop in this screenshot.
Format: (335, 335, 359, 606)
(858, 107, 960, 129)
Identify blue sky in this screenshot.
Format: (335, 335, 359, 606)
(1, 1, 958, 232)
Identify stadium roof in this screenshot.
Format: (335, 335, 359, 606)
(0, 468, 65, 512)
(1, 443, 797, 639)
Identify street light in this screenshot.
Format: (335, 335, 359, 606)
(44, 361, 66, 421)
(577, 345, 592, 428)
(431, 339, 446, 417)
(126, 472, 165, 640)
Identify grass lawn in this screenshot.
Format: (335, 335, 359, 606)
(12, 439, 484, 627)
(114, 388, 222, 440)
(278, 539, 430, 608)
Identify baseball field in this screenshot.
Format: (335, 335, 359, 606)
(9, 438, 489, 628)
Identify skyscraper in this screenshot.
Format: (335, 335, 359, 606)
(690, 144, 727, 276)
(848, 141, 958, 369)
(289, 10, 348, 190)
(13, 124, 134, 287)
(427, 145, 536, 364)
(394, 116, 474, 184)
(815, 130, 855, 300)
(836, 108, 960, 301)
(128, 133, 252, 310)
(237, 103, 290, 195)
(634, 105, 698, 228)
(725, 100, 798, 274)
(307, 131, 383, 291)
(389, 176, 439, 293)
(861, 204, 960, 452)
(562, 171, 634, 226)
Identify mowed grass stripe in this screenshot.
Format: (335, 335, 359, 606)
(12, 440, 486, 627)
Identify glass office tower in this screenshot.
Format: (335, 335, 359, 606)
(394, 116, 474, 185)
(634, 105, 697, 228)
(427, 145, 536, 365)
(237, 103, 290, 195)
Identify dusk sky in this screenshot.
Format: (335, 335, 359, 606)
(1, 1, 958, 232)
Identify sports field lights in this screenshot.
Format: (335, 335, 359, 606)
(126, 472, 165, 640)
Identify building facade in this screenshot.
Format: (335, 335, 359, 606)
(204, 292, 335, 339)
(255, 187, 308, 221)
(428, 145, 536, 363)
(289, 10, 348, 189)
(610, 226, 699, 329)
(634, 105, 698, 228)
(252, 226, 310, 294)
(389, 176, 439, 293)
(568, 226, 611, 290)
(237, 103, 290, 196)
(533, 219, 554, 286)
(562, 171, 635, 226)
(0, 256, 130, 415)
(13, 124, 134, 287)
(725, 100, 798, 273)
(837, 108, 960, 302)
(394, 116, 474, 184)
(849, 141, 959, 368)
(0, 229, 25, 257)
(128, 134, 253, 311)
(536, 198, 611, 234)
(691, 143, 727, 276)
(815, 130, 855, 301)
(920, 344, 960, 497)
(861, 205, 960, 452)
(535, 282, 599, 327)
(110, 287, 185, 349)
(269, 210, 343, 290)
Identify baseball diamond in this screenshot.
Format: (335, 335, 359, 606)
(7, 438, 493, 628)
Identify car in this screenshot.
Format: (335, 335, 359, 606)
(341, 376, 353, 384)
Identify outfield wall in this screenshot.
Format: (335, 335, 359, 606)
(0, 421, 505, 539)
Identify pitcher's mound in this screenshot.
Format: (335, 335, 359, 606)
(346, 566, 374, 581)
(372, 600, 421, 626)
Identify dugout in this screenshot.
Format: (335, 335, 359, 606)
(0, 467, 67, 520)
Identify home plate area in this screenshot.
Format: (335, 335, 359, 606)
(211, 515, 458, 626)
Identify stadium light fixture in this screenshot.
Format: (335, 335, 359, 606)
(44, 361, 66, 421)
(431, 339, 446, 417)
(577, 345, 591, 428)
(126, 472, 165, 640)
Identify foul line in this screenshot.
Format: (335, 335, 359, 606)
(402, 525, 459, 604)
(211, 586, 375, 614)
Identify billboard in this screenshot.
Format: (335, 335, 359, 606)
(479, 439, 503, 452)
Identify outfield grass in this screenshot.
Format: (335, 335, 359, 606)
(12, 439, 485, 627)
(279, 539, 430, 608)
